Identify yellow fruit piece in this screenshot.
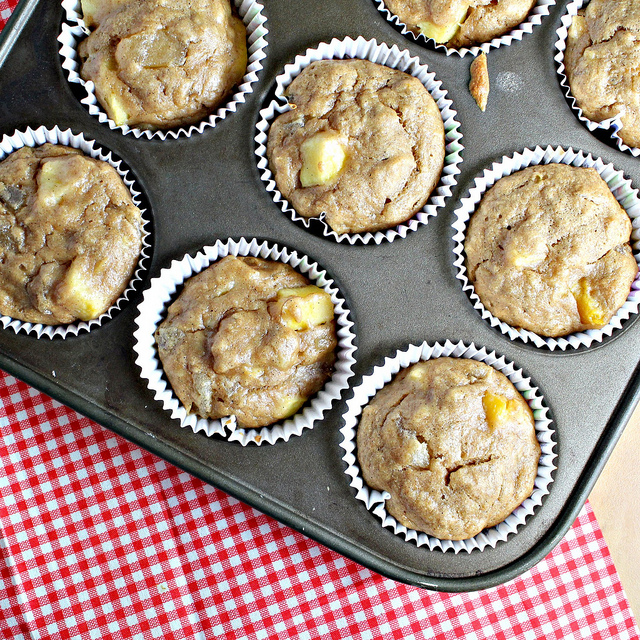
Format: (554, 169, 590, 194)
(80, 0, 100, 26)
(418, 3, 469, 43)
(483, 391, 519, 431)
(273, 394, 306, 421)
(407, 365, 427, 381)
(128, 31, 186, 68)
(275, 285, 334, 330)
(57, 260, 109, 321)
(104, 92, 131, 127)
(572, 278, 608, 327)
(81, 0, 127, 27)
(568, 15, 588, 41)
(38, 159, 77, 208)
(507, 247, 547, 269)
(300, 131, 347, 188)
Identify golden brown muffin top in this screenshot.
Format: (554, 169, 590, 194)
(267, 59, 444, 235)
(155, 256, 338, 429)
(78, 0, 247, 129)
(0, 144, 143, 324)
(465, 164, 637, 338)
(357, 358, 540, 540)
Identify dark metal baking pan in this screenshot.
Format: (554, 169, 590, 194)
(1, 0, 639, 591)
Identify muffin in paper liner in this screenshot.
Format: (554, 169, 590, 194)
(132, 238, 357, 445)
(554, 0, 639, 158)
(453, 145, 640, 351)
(0, 125, 151, 339)
(58, 0, 268, 140)
(339, 340, 555, 553)
(254, 36, 463, 245)
(375, 0, 556, 57)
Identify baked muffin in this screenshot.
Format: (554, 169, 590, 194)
(565, 0, 640, 148)
(0, 144, 143, 325)
(465, 163, 638, 338)
(382, 0, 537, 48)
(266, 59, 445, 235)
(357, 358, 540, 540)
(78, 0, 247, 129)
(155, 256, 337, 428)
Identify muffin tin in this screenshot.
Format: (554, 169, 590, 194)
(1, 0, 640, 591)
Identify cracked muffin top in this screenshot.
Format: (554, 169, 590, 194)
(381, 0, 537, 48)
(356, 358, 540, 540)
(78, 0, 247, 130)
(155, 256, 338, 429)
(565, 0, 640, 148)
(465, 163, 638, 338)
(0, 144, 144, 325)
(266, 59, 445, 235)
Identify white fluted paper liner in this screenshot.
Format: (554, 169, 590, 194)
(339, 340, 556, 553)
(375, 0, 555, 57)
(59, 0, 268, 140)
(554, 1, 639, 157)
(255, 36, 463, 245)
(133, 238, 357, 445)
(453, 146, 640, 351)
(0, 126, 151, 339)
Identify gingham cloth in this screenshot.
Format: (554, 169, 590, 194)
(1, 3, 640, 638)
(0, 370, 638, 640)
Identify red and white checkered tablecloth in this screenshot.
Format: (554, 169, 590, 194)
(1, 2, 640, 637)
(0, 370, 638, 640)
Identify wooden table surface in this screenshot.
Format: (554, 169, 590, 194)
(590, 403, 640, 621)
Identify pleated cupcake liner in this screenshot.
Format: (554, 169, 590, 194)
(452, 145, 640, 351)
(339, 340, 556, 553)
(255, 35, 463, 245)
(59, 0, 268, 140)
(0, 125, 151, 339)
(133, 237, 357, 445)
